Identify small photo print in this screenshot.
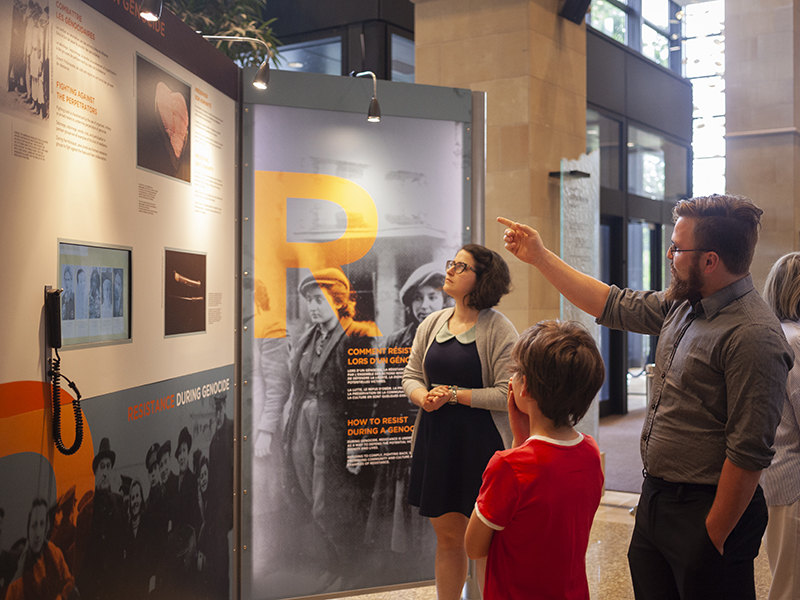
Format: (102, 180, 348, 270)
(113, 267, 123, 318)
(2, 0, 51, 122)
(136, 54, 191, 183)
(165, 249, 206, 336)
(61, 264, 75, 321)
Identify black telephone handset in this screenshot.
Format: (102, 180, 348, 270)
(45, 288, 62, 348)
(45, 287, 83, 455)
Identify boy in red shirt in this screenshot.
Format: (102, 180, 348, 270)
(465, 320, 605, 599)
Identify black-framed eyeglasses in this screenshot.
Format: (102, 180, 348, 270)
(446, 260, 476, 274)
(668, 243, 711, 255)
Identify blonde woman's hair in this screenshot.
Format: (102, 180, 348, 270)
(763, 252, 800, 321)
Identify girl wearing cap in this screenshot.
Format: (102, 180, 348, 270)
(282, 268, 379, 588)
(403, 244, 517, 599)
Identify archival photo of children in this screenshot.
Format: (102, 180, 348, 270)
(0, 0, 51, 122)
(136, 54, 191, 183)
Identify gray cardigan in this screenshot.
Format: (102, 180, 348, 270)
(402, 307, 519, 450)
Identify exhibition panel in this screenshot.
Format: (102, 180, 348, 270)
(0, 1, 237, 599)
(241, 69, 476, 598)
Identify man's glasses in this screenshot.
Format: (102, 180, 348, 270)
(668, 243, 711, 255)
(446, 260, 476, 274)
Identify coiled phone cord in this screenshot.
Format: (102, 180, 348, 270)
(51, 347, 84, 455)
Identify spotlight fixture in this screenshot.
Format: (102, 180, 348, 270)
(202, 35, 272, 90)
(351, 71, 381, 123)
(139, 0, 162, 21)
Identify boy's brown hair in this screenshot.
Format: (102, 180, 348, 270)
(512, 320, 605, 428)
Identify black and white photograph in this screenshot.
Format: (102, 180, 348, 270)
(165, 249, 206, 336)
(61, 265, 75, 321)
(243, 104, 468, 599)
(0, 0, 50, 122)
(136, 55, 191, 183)
(75, 267, 88, 320)
(100, 268, 112, 319)
(0, 366, 234, 600)
(88, 267, 101, 320)
(113, 268, 123, 318)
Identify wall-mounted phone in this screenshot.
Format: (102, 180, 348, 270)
(45, 286, 83, 455)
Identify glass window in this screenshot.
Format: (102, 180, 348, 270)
(642, 24, 669, 67)
(589, 0, 628, 45)
(642, 0, 669, 30)
(627, 221, 656, 408)
(683, 0, 724, 38)
(279, 36, 342, 76)
(692, 156, 726, 197)
(391, 34, 414, 83)
(683, 36, 725, 79)
(628, 126, 688, 201)
(692, 76, 725, 119)
(693, 115, 725, 158)
(587, 109, 622, 190)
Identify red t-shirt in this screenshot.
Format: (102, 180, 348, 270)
(475, 433, 604, 600)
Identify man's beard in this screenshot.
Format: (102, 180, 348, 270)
(665, 256, 704, 303)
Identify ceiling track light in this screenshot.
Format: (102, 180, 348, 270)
(202, 35, 272, 90)
(139, 0, 162, 22)
(351, 70, 381, 123)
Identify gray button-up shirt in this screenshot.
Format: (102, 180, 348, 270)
(598, 275, 793, 485)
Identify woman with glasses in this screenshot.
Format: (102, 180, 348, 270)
(403, 244, 517, 599)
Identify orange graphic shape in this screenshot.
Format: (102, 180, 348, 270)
(254, 171, 379, 338)
(0, 381, 95, 504)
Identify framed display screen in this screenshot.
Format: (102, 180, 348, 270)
(58, 241, 132, 347)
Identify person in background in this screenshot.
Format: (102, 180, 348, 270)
(121, 478, 153, 600)
(403, 245, 517, 600)
(75, 438, 125, 600)
(498, 194, 792, 600)
(6, 498, 74, 600)
(387, 263, 450, 350)
(88, 269, 101, 319)
(113, 271, 123, 317)
(207, 394, 233, 599)
(282, 268, 378, 589)
(61, 267, 74, 321)
(173, 426, 201, 536)
(465, 320, 605, 598)
(762, 252, 800, 600)
(49, 486, 76, 574)
(366, 262, 449, 572)
(75, 269, 87, 320)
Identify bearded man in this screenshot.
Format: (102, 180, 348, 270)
(498, 194, 793, 600)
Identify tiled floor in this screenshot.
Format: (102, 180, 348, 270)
(334, 490, 774, 600)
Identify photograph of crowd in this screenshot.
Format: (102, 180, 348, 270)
(0, 392, 233, 600)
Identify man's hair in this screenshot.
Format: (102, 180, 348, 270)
(512, 320, 605, 428)
(673, 194, 763, 275)
(764, 252, 800, 322)
(461, 244, 511, 310)
(26, 498, 49, 534)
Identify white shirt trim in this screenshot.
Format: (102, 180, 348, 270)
(526, 432, 584, 447)
(474, 503, 504, 531)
